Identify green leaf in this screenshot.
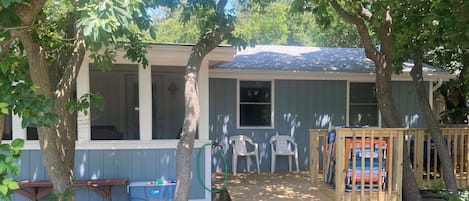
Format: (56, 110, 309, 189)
(0, 162, 6, 173)
(7, 181, 18, 190)
(11, 139, 24, 149)
(102, 22, 112, 33)
(1, 61, 9, 74)
(0, 185, 7, 196)
(2, 178, 13, 185)
(0, 144, 9, 152)
(83, 20, 95, 36)
(113, 6, 132, 19)
(0, 108, 7, 115)
(98, 1, 106, 11)
(2, 0, 11, 8)
(0, 102, 8, 109)
(5, 156, 14, 163)
(149, 27, 157, 39)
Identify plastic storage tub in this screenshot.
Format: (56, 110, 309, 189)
(129, 181, 176, 201)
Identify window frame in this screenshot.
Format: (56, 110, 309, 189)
(347, 81, 381, 127)
(89, 64, 140, 140)
(237, 79, 275, 129)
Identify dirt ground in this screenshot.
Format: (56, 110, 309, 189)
(212, 171, 335, 201)
(212, 171, 448, 201)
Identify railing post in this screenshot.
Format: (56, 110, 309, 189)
(335, 130, 346, 201)
(310, 129, 319, 183)
(396, 130, 404, 201)
(415, 129, 425, 187)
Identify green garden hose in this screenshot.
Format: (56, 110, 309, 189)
(196, 142, 229, 193)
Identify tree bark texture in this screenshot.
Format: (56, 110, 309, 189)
(174, 1, 231, 200)
(411, 51, 458, 195)
(328, 1, 422, 200)
(175, 56, 201, 201)
(17, 3, 86, 198)
(461, 50, 469, 124)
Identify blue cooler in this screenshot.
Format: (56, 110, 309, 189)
(129, 181, 176, 201)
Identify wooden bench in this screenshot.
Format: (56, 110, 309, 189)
(15, 178, 128, 201)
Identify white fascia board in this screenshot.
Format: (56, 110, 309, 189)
(209, 69, 454, 82)
(111, 44, 235, 66)
(20, 140, 212, 150)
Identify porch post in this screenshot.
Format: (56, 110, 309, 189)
(429, 81, 433, 109)
(139, 64, 152, 141)
(76, 59, 90, 142)
(12, 114, 25, 139)
(199, 60, 209, 140)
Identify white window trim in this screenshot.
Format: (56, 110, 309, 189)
(347, 81, 382, 127)
(236, 79, 275, 129)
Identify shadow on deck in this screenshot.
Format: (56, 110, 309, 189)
(212, 171, 334, 201)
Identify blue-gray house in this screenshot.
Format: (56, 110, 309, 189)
(208, 45, 452, 173)
(4, 44, 452, 201)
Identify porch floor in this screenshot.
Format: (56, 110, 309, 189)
(212, 171, 334, 201)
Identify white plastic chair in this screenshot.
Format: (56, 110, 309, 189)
(270, 135, 299, 173)
(229, 135, 260, 175)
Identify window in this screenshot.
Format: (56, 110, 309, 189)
(349, 83, 378, 126)
(238, 80, 273, 128)
(90, 64, 139, 140)
(151, 67, 185, 139)
(2, 112, 12, 140)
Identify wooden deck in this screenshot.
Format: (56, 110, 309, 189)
(211, 128, 469, 201)
(310, 127, 469, 201)
(213, 171, 335, 201)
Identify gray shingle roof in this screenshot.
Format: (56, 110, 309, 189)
(216, 45, 446, 74)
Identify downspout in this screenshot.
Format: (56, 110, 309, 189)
(429, 78, 443, 110)
(429, 78, 444, 126)
(432, 78, 443, 92)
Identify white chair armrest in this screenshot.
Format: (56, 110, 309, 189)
(245, 138, 255, 146)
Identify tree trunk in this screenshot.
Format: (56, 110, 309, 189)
(174, 43, 225, 201)
(411, 51, 458, 195)
(175, 55, 202, 201)
(461, 50, 469, 124)
(374, 57, 422, 201)
(20, 25, 85, 200)
(328, 1, 422, 199)
(174, 2, 231, 200)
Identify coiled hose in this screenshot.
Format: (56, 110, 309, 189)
(196, 142, 229, 193)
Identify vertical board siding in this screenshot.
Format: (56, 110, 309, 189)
(209, 78, 347, 172)
(392, 81, 426, 128)
(14, 149, 205, 201)
(209, 78, 237, 173)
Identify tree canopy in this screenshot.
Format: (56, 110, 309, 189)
(147, 0, 361, 47)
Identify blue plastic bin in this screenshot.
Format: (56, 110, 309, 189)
(129, 181, 176, 201)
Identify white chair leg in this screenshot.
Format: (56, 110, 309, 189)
(295, 153, 299, 172)
(271, 154, 275, 173)
(247, 156, 251, 172)
(255, 153, 260, 174)
(288, 155, 292, 172)
(233, 154, 237, 175)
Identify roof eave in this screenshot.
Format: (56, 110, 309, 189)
(209, 69, 455, 82)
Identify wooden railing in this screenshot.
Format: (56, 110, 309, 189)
(309, 129, 328, 183)
(405, 128, 469, 188)
(310, 127, 469, 201)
